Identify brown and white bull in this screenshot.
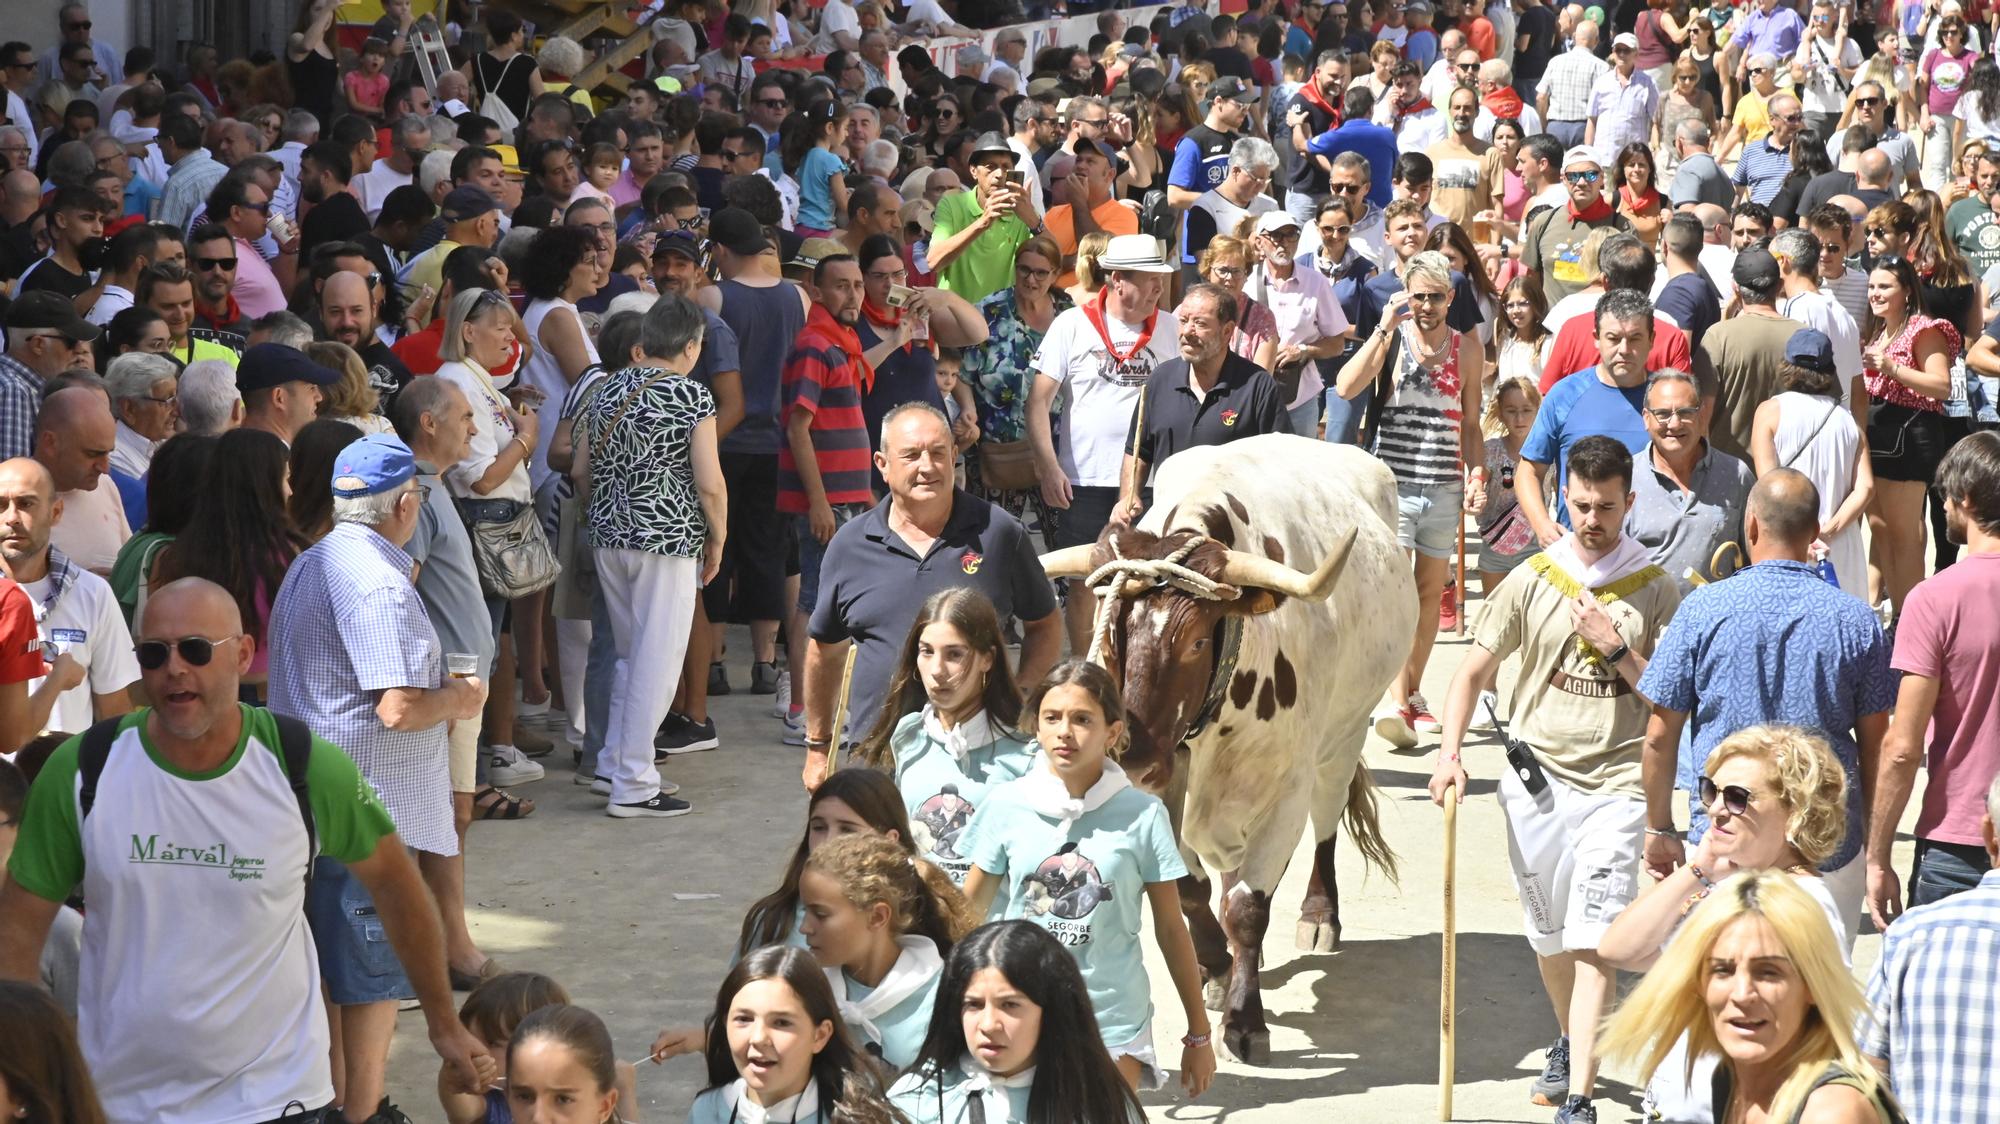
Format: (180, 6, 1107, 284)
(1040, 435, 1417, 1063)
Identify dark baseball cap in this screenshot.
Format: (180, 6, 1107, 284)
(1732, 247, 1781, 291)
(655, 228, 703, 262)
(4, 291, 101, 342)
(1209, 76, 1259, 104)
(439, 185, 499, 223)
(1783, 328, 1836, 374)
(236, 343, 342, 394)
(708, 207, 769, 256)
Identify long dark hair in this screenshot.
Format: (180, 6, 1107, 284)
(285, 418, 365, 541)
(1423, 221, 1496, 300)
(141, 433, 218, 535)
(737, 769, 917, 955)
(701, 946, 900, 1124)
(781, 97, 845, 177)
(154, 427, 305, 640)
(1967, 56, 2000, 125)
(1861, 256, 1929, 341)
(902, 922, 1141, 1124)
(0, 981, 110, 1124)
(858, 588, 1023, 766)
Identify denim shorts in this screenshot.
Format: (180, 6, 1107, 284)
(1396, 481, 1464, 560)
(793, 504, 865, 616)
(305, 856, 414, 1005)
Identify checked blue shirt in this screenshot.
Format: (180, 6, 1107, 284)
(1862, 869, 2000, 1124)
(1635, 559, 1893, 871)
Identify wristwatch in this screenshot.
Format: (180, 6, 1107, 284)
(1603, 642, 1631, 666)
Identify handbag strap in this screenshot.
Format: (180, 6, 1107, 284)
(602, 369, 678, 438)
(1781, 400, 1841, 469)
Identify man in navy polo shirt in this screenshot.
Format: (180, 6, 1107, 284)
(800, 403, 1061, 789)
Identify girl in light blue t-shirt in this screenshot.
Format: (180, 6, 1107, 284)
(685, 946, 898, 1124)
(887, 920, 1144, 1124)
(858, 588, 1039, 891)
(798, 833, 975, 1070)
(958, 662, 1217, 1098)
(781, 98, 852, 236)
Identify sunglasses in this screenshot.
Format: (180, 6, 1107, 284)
(1866, 225, 1894, 238)
(1321, 223, 1355, 236)
(1408, 291, 1449, 304)
(757, 98, 788, 108)
(1775, 113, 1803, 123)
(1854, 96, 1882, 107)
(721, 147, 757, 159)
(1697, 775, 1755, 817)
(1566, 170, 1602, 184)
(1748, 66, 1769, 75)
(67, 19, 92, 29)
(195, 256, 238, 271)
(136, 635, 239, 670)
(1331, 183, 1365, 194)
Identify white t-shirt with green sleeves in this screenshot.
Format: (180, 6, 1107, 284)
(961, 775, 1188, 1047)
(6, 707, 398, 1124)
(890, 708, 1037, 889)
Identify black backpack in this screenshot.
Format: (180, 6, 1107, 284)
(76, 713, 318, 887)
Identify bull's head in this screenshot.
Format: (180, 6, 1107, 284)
(1040, 518, 1357, 791)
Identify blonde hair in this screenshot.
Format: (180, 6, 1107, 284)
(305, 341, 380, 420)
(1482, 374, 1542, 437)
(1601, 872, 1888, 1124)
(1702, 725, 1848, 868)
(1198, 233, 1254, 279)
(1073, 230, 1113, 293)
(1576, 226, 1618, 285)
(802, 833, 976, 951)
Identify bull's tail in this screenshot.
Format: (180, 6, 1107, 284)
(1343, 761, 1400, 885)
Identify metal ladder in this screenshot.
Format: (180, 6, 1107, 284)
(410, 14, 456, 97)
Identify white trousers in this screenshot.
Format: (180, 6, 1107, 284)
(556, 618, 591, 744)
(595, 548, 698, 804)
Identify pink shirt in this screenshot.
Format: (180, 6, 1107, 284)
(1892, 552, 2000, 846)
(231, 237, 288, 319)
(609, 168, 648, 208)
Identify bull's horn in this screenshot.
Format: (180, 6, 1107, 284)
(1217, 529, 1358, 602)
(1038, 545, 1097, 579)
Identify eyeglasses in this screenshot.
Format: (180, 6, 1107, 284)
(1676, 72, 1697, 81)
(721, 147, 757, 159)
(139, 393, 178, 406)
(1320, 223, 1354, 236)
(135, 635, 239, 671)
(757, 98, 789, 109)
(1565, 170, 1602, 184)
(195, 256, 238, 271)
(1408, 291, 1449, 304)
(1697, 775, 1755, 817)
(1646, 405, 1700, 423)
(1015, 262, 1053, 280)
(1775, 112, 1803, 123)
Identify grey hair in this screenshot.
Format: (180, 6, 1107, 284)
(538, 35, 587, 77)
(176, 360, 241, 435)
(1329, 150, 1372, 181)
(332, 485, 413, 527)
(0, 126, 27, 149)
(879, 400, 950, 448)
(1771, 227, 1821, 274)
(1748, 51, 1776, 70)
(1064, 96, 1106, 123)
(1403, 250, 1453, 292)
(1011, 97, 1040, 131)
(606, 291, 658, 318)
(282, 109, 320, 143)
(252, 310, 315, 350)
(105, 353, 179, 402)
(419, 149, 455, 196)
(597, 311, 648, 371)
(1228, 136, 1279, 176)
(440, 288, 509, 365)
(1675, 118, 1712, 147)
(638, 293, 708, 361)
(425, 114, 459, 147)
(1645, 366, 1702, 405)
(848, 105, 879, 128)
(392, 114, 432, 150)
(861, 139, 899, 177)
(1479, 58, 1513, 85)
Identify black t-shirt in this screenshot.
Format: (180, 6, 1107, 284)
(16, 256, 91, 300)
(301, 191, 370, 261)
(1286, 89, 1339, 193)
(1128, 352, 1293, 471)
(288, 49, 338, 127)
(689, 165, 727, 213)
(1204, 46, 1256, 80)
(1795, 170, 1858, 225)
(1515, 5, 1558, 84)
(357, 338, 414, 404)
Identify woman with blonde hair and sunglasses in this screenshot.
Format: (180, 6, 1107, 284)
(1197, 234, 1279, 373)
(1599, 724, 1859, 1122)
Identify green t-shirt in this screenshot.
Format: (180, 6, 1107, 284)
(931, 189, 1033, 304)
(1947, 196, 2000, 278)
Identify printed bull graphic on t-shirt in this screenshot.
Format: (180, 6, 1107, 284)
(1021, 842, 1114, 922)
(911, 785, 977, 862)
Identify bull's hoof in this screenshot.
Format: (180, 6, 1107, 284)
(1296, 918, 1342, 953)
(1203, 977, 1227, 1012)
(1222, 1023, 1271, 1065)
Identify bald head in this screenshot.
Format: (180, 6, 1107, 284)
(1692, 202, 1729, 241)
(34, 386, 118, 493)
(142, 577, 247, 638)
(1574, 20, 1599, 48)
(0, 457, 56, 503)
(1856, 150, 1892, 189)
(1748, 469, 1822, 548)
(322, 269, 369, 308)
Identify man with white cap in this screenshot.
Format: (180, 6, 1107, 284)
(1585, 33, 1659, 167)
(1028, 233, 1181, 654)
(1245, 210, 1353, 435)
(1524, 146, 1633, 306)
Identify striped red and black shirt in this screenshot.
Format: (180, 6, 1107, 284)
(778, 304, 876, 512)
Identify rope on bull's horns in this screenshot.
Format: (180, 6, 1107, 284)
(1082, 533, 1234, 666)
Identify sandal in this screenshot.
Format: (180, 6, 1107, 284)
(449, 958, 505, 991)
(473, 785, 535, 820)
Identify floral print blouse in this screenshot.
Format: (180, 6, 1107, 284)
(962, 286, 1074, 442)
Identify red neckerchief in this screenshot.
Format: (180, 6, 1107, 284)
(1082, 288, 1159, 366)
(798, 302, 876, 393)
(1619, 184, 1661, 214)
(1483, 85, 1524, 120)
(194, 292, 243, 330)
(860, 297, 936, 356)
(1299, 78, 1342, 124)
(1568, 193, 1615, 222)
(1396, 96, 1434, 127)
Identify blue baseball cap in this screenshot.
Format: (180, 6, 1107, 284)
(331, 434, 418, 498)
(1783, 328, 1836, 375)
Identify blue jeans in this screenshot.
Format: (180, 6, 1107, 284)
(1547, 119, 1587, 148)
(580, 586, 616, 780)
(1285, 189, 1324, 228)
(1324, 384, 1372, 445)
(1910, 838, 1992, 908)
(1287, 396, 1321, 439)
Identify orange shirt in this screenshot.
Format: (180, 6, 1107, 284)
(1045, 197, 1140, 289)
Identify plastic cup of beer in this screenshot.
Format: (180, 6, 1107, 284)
(446, 653, 480, 679)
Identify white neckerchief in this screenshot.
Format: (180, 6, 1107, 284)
(921, 704, 997, 765)
(825, 934, 943, 1046)
(957, 1054, 1035, 1123)
(723, 1077, 820, 1124)
(1020, 753, 1131, 834)
(1542, 532, 1655, 590)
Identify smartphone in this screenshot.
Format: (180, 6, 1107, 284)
(1007, 170, 1027, 189)
(885, 283, 918, 309)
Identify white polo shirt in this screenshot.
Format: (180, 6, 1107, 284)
(21, 556, 140, 736)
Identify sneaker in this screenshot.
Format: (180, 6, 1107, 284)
(592, 775, 679, 796)
(514, 723, 556, 759)
(1408, 692, 1442, 735)
(573, 766, 598, 786)
(1472, 689, 1499, 730)
(658, 717, 719, 755)
(1553, 1094, 1596, 1124)
(608, 792, 695, 818)
(1439, 581, 1460, 632)
(1372, 704, 1417, 749)
(488, 746, 544, 786)
(515, 692, 551, 718)
(358, 1097, 416, 1124)
(751, 660, 781, 694)
(708, 661, 731, 696)
(657, 710, 692, 739)
(770, 669, 792, 718)
(781, 712, 808, 746)
(1530, 1035, 1571, 1107)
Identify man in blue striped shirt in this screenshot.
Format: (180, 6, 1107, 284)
(1862, 771, 2000, 1124)
(1734, 91, 1800, 206)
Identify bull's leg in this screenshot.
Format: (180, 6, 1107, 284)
(1220, 878, 1274, 1065)
(1297, 834, 1342, 953)
(1180, 869, 1234, 1011)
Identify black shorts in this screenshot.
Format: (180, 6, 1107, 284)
(702, 451, 797, 623)
(1051, 485, 1121, 551)
(1868, 398, 1969, 484)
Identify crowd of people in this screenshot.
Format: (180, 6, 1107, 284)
(0, 0, 1997, 1118)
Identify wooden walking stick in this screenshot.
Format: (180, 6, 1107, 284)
(1439, 782, 1459, 1121)
(830, 644, 859, 767)
(1455, 518, 1467, 639)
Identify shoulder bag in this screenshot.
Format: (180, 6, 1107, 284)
(461, 375, 560, 600)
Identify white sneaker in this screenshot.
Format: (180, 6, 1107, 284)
(781, 713, 808, 747)
(515, 692, 551, 718)
(488, 745, 544, 785)
(770, 670, 792, 719)
(1472, 690, 1499, 730)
